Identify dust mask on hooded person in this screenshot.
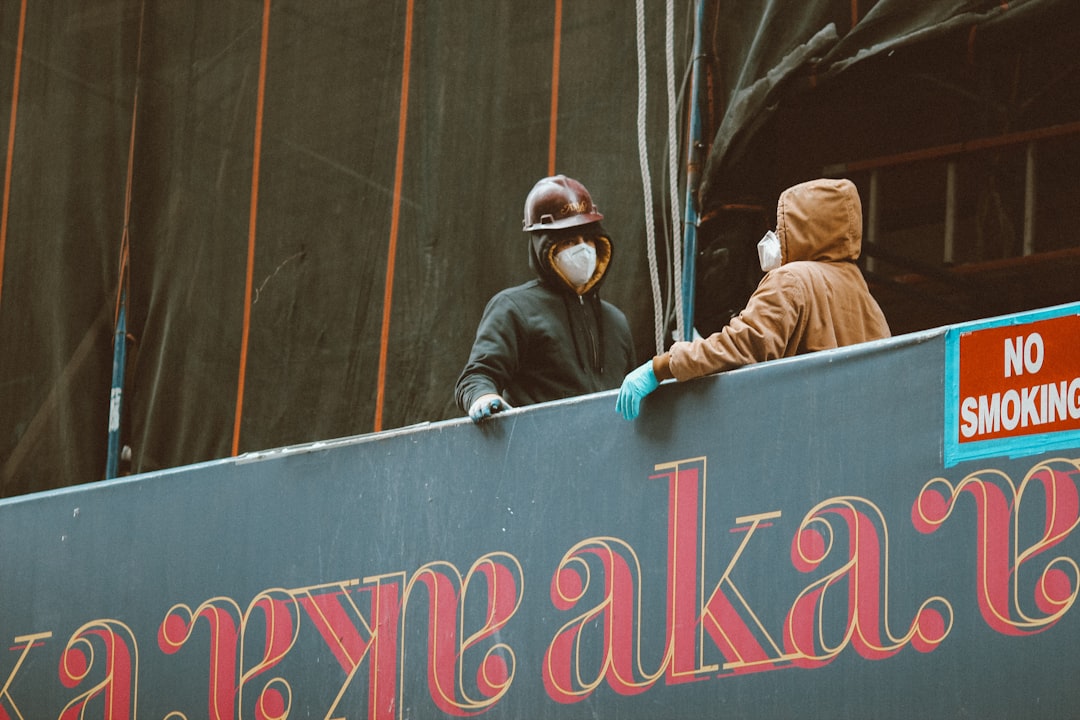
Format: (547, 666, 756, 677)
(555, 241, 598, 290)
(757, 230, 782, 272)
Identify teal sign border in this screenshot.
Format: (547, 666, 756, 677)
(944, 302, 1080, 468)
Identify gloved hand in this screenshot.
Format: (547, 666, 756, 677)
(468, 393, 513, 423)
(616, 361, 659, 420)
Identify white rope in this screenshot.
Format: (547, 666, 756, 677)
(635, 0, 665, 355)
(666, 0, 684, 342)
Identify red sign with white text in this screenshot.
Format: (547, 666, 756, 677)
(956, 313, 1080, 444)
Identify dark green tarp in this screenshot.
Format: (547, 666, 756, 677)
(1, 0, 1077, 496)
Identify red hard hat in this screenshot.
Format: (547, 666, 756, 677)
(522, 175, 604, 232)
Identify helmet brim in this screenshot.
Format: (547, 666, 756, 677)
(523, 210, 604, 233)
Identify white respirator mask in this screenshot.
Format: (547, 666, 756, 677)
(757, 230, 782, 272)
(554, 241, 598, 289)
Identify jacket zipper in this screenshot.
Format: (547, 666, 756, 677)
(579, 295, 600, 372)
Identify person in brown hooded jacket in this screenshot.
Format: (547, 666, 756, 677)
(616, 177, 890, 420)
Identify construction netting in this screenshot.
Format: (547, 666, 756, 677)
(1, 0, 1076, 496)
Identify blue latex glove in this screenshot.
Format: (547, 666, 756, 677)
(468, 393, 512, 424)
(616, 361, 659, 420)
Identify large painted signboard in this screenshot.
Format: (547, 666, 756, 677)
(1, 305, 1078, 719)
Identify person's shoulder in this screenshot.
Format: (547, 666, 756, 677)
(752, 264, 809, 306)
(770, 258, 858, 305)
(506, 278, 543, 293)
(488, 279, 541, 301)
(778, 258, 855, 284)
(773, 259, 836, 282)
(776, 258, 818, 272)
(484, 279, 546, 313)
(599, 296, 629, 318)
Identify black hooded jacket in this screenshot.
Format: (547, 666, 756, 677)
(455, 227, 635, 413)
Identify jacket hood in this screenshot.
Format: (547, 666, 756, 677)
(775, 178, 862, 265)
(528, 223, 612, 295)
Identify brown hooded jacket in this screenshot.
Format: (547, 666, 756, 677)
(654, 177, 890, 382)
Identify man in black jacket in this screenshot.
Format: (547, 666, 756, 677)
(455, 175, 635, 423)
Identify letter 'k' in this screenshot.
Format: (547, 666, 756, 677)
(655, 458, 785, 680)
(1, 633, 52, 717)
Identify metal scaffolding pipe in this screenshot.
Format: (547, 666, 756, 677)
(865, 170, 879, 273)
(944, 160, 957, 265)
(1024, 141, 1037, 256)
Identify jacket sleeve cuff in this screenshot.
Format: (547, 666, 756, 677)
(652, 353, 674, 382)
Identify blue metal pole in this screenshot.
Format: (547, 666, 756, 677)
(105, 290, 127, 479)
(680, 0, 707, 341)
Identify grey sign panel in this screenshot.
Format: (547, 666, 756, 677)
(1, 313, 1078, 719)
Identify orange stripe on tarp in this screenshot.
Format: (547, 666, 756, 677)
(548, 0, 562, 175)
(373, 0, 415, 433)
(0, 0, 27, 308)
(115, 0, 146, 327)
(232, 0, 272, 456)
